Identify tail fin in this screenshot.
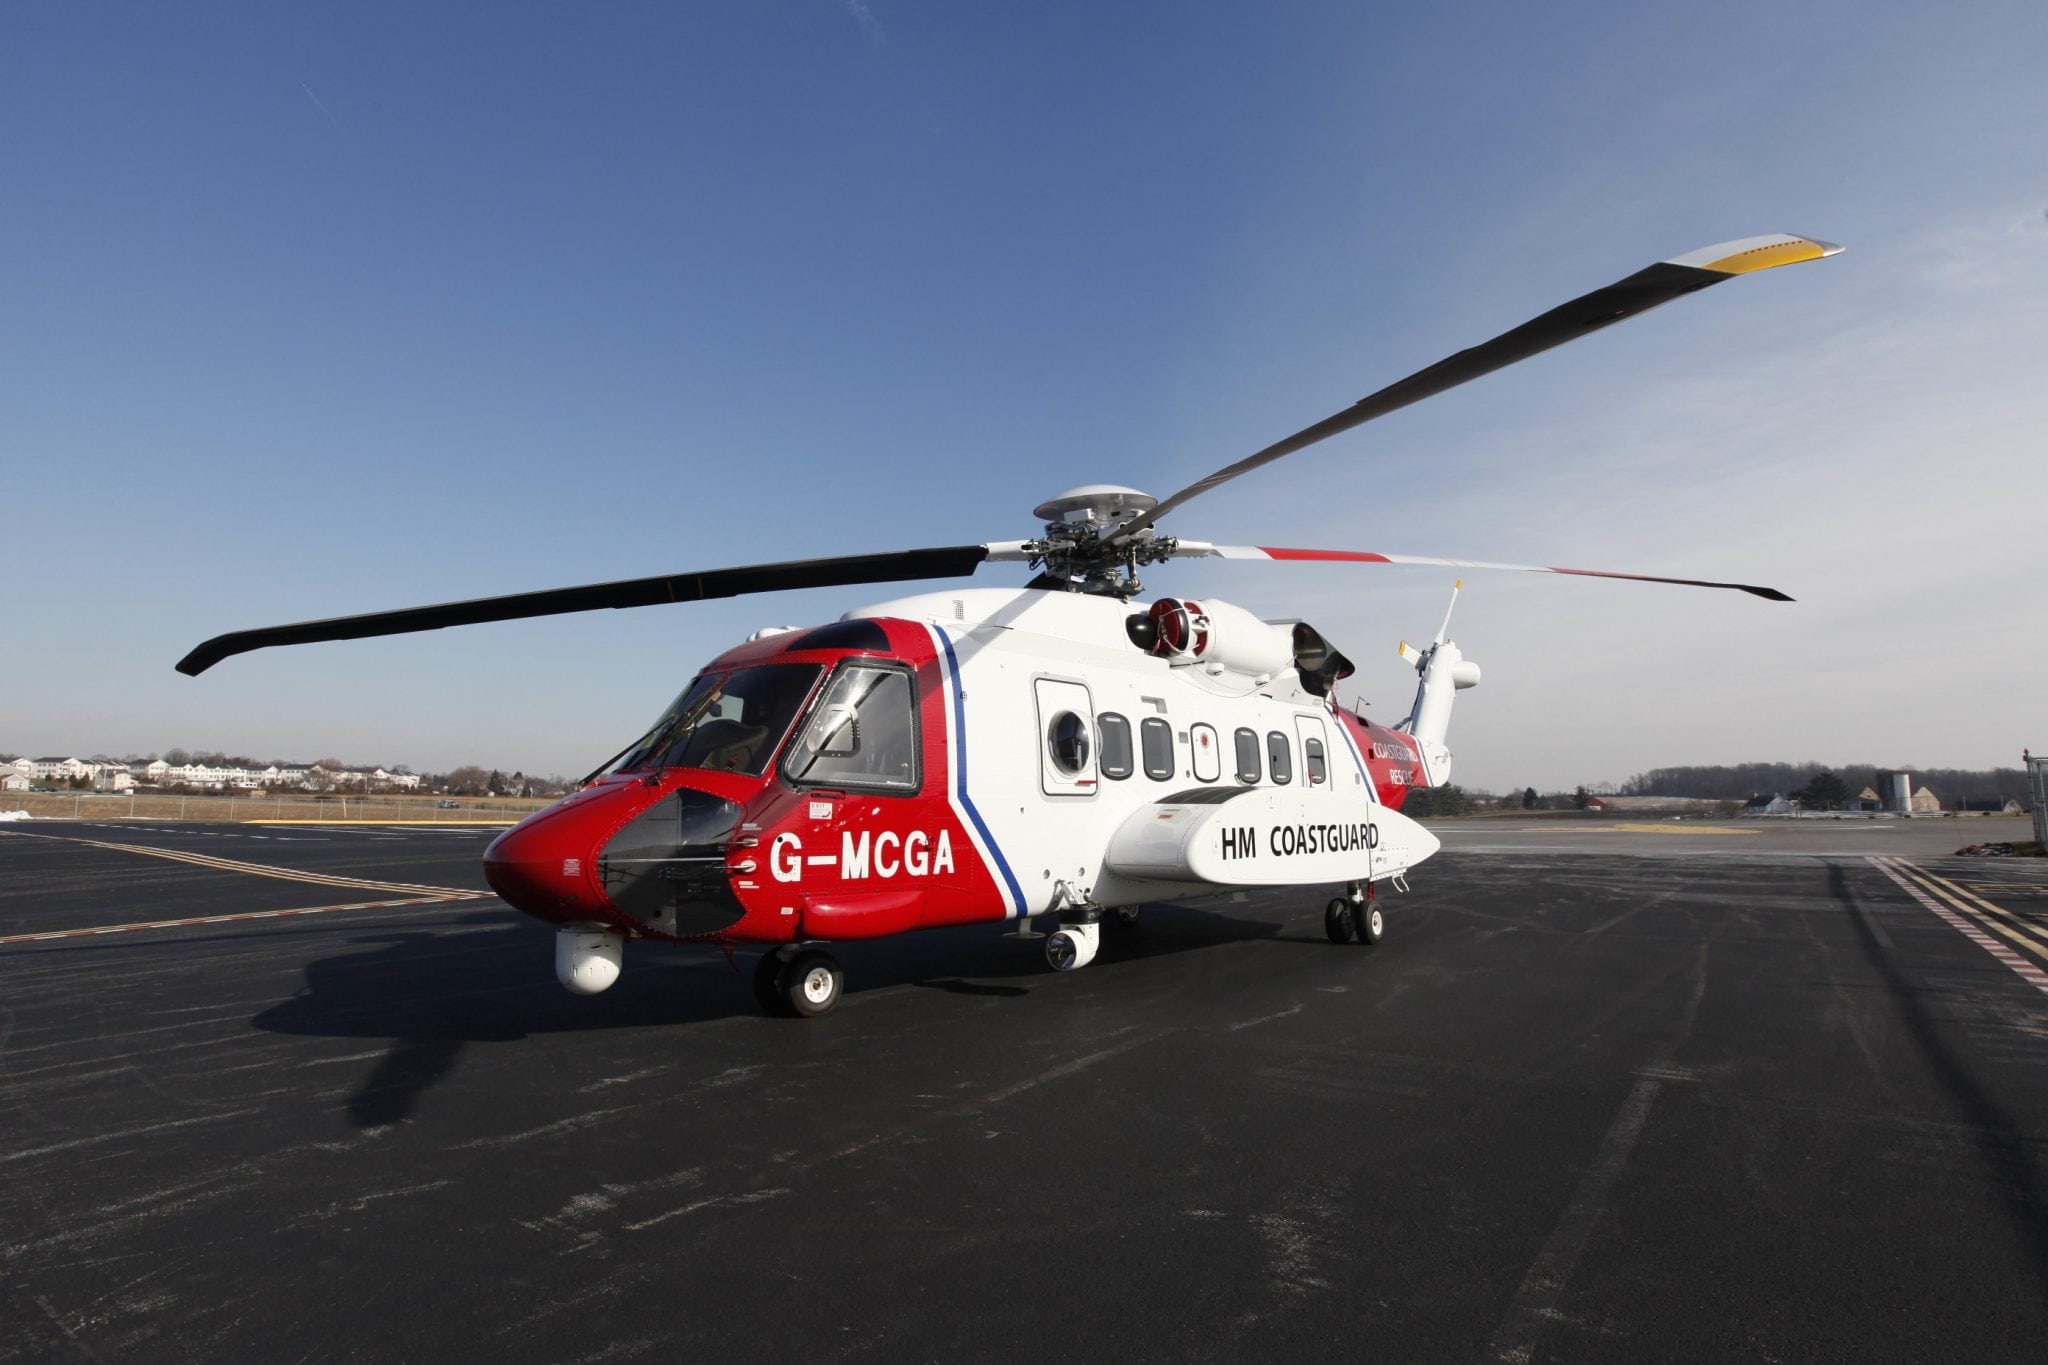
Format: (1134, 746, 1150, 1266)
(1393, 582, 1481, 786)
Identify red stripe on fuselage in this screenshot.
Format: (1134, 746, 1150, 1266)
(1335, 710, 1423, 811)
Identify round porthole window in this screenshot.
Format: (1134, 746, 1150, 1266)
(1047, 711, 1091, 775)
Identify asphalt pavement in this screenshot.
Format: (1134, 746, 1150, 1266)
(3, 817, 2045, 1362)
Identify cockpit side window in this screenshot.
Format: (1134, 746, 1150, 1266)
(784, 663, 921, 792)
(614, 664, 822, 778)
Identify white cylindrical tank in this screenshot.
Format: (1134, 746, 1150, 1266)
(555, 928, 625, 995)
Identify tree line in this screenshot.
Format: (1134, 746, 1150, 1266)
(1399, 761, 2032, 819)
(1617, 763, 2030, 805)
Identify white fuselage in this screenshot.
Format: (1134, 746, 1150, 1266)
(851, 588, 1438, 916)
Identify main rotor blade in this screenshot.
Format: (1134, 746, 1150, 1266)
(1175, 542, 1792, 601)
(177, 545, 995, 675)
(1108, 233, 1841, 544)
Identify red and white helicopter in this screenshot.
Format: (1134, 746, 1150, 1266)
(181, 232, 1838, 1016)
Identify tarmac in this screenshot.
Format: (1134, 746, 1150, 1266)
(3, 814, 2045, 1362)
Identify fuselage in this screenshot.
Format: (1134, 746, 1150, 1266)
(483, 587, 1440, 948)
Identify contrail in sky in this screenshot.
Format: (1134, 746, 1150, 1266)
(300, 82, 341, 129)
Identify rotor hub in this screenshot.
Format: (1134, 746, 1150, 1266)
(1024, 486, 1174, 597)
(1031, 484, 1157, 527)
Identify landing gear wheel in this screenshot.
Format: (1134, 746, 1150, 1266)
(1108, 906, 1142, 933)
(752, 951, 790, 1015)
(1357, 904, 1385, 946)
(780, 950, 843, 1018)
(1324, 898, 1357, 944)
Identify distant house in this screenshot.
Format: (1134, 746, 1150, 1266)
(1741, 793, 1793, 816)
(1910, 787, 1943, 813)
(1953, 797, 2023, 814)
(1, 770, 29, 792)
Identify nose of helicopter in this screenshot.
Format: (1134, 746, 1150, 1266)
(483, 778, 753, 939)
(482, 786, 621, 924)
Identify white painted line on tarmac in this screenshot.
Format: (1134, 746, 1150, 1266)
(1489, 1073, 1663, 1363)
(1869, 856, 2048, 995)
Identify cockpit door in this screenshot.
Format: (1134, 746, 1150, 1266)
(1034, 678, 1097, 797)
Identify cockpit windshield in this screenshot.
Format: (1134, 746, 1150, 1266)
(613, 664, 822, 777)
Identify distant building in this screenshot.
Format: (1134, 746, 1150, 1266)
(1875, 770, 1916, 813)
(1, 770, 29, 792)
(1952, 797, 2022, 814)
(1910, 786, 1943, 813)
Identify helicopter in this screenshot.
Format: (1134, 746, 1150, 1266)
(180, 232, 1839, 1017)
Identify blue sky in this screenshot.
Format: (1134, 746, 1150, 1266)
(5, 1, 2045, 789)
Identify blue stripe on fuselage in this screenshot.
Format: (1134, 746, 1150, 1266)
(934, 627, 1027, 917)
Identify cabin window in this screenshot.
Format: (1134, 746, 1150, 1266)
(1304, 737, 1327, 786)
(1047, 711, 1090, 776)
(1097, 713, 1134, 780)
(1234, 728, 1262, 784)
(1267, 731, 1293, 785)
(783, 664, 919, 791)
(1140, 717, 1175, 781)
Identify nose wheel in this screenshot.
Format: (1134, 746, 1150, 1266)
(753, 947, 845, 1017)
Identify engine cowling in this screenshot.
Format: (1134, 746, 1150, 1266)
(1143, 598, 1297, 678)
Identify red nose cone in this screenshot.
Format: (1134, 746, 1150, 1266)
(482, 785, 625, 925)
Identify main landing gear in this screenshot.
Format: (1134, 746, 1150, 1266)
(1323, 883, 1384, 947)
(753, 945, 844, 1017)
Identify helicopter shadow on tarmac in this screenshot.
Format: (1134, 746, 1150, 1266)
(249, 897, 1309, 1127)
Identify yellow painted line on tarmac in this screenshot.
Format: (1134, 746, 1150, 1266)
(0, 892, 493, 947)
(1869, 857, 2048, 994)
(1601, 823, 1761, 836)
(0, 830, 481, 899)
(1890, 860, 2048, 963)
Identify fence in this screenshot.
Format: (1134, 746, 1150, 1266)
(2030, 752, 2048, 847)
(0, 790, 549, 823)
